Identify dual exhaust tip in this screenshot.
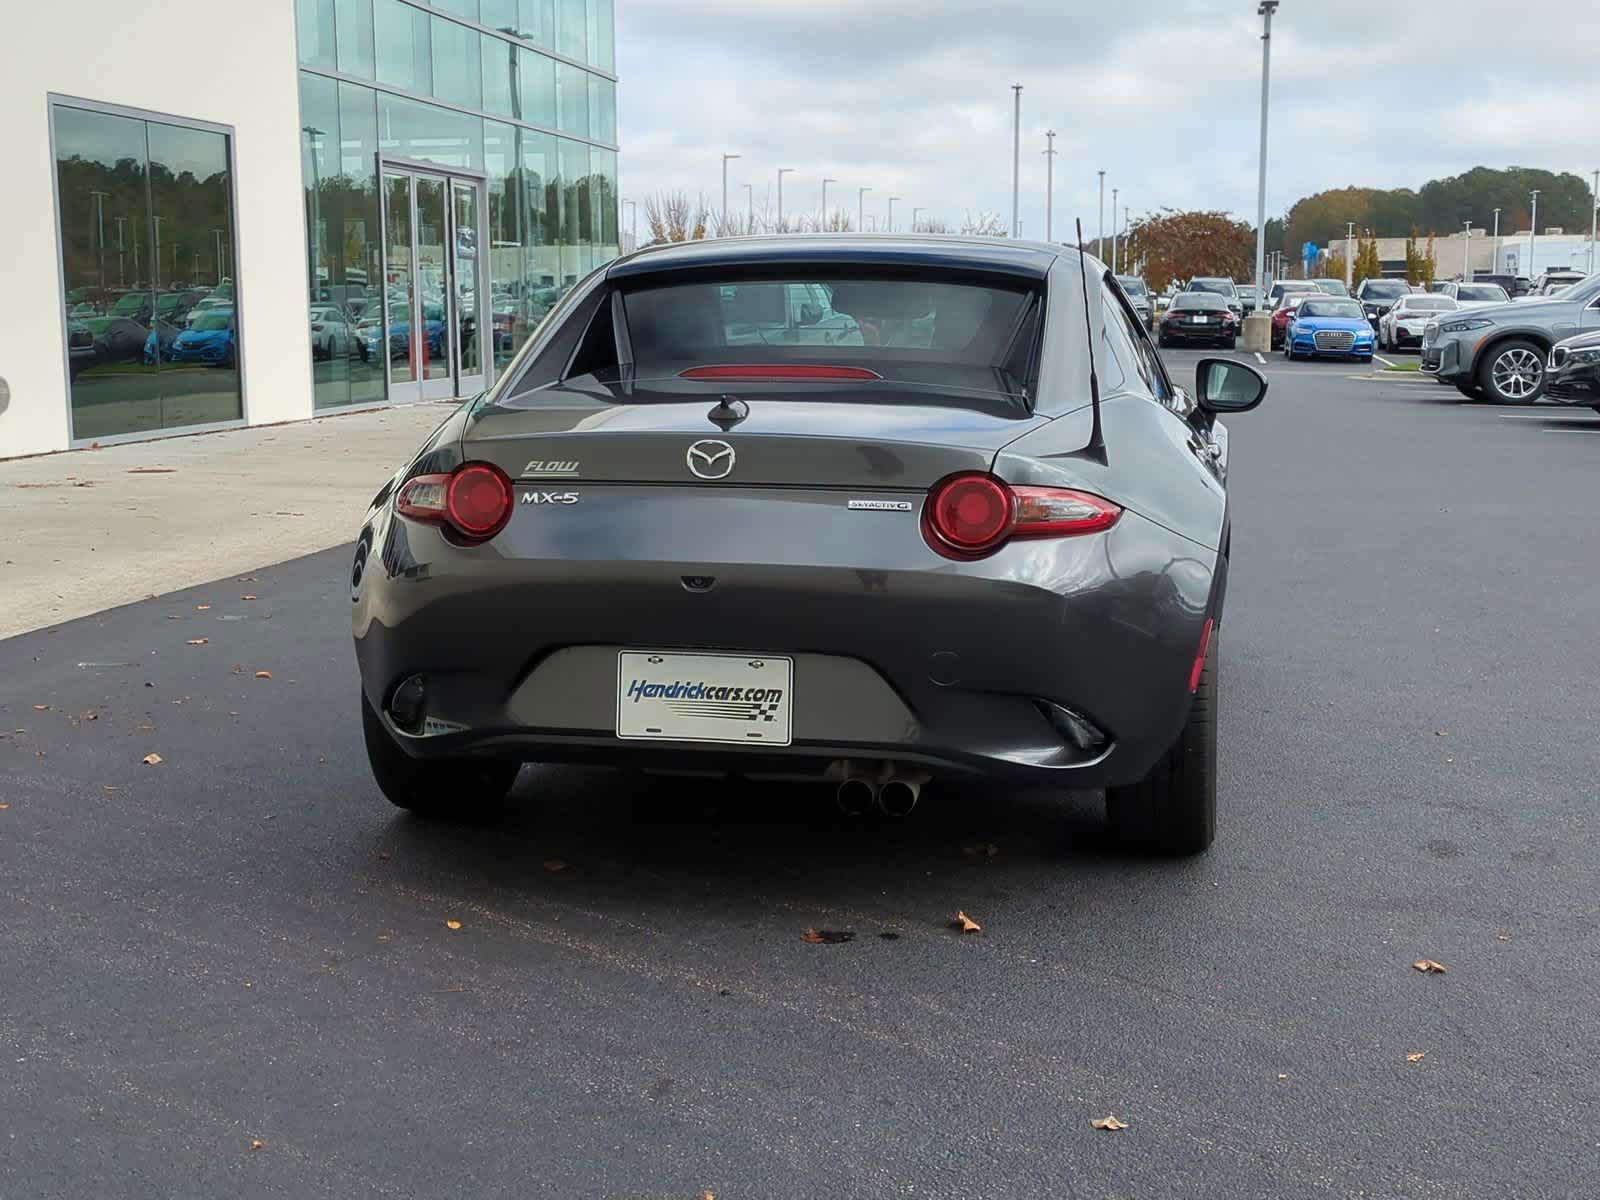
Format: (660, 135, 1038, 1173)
(836, 773, 922, 818)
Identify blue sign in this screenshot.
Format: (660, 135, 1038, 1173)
(1302, 241, 1319, 269)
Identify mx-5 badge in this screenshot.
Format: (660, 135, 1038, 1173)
(521, 490, 579, 505)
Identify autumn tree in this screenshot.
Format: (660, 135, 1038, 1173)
(1118, 210, 1254, 294)
(1353, 234, 1384, 288)
(1424, 235, 1437, 287)
(645, 190, 709, 243)
(1323, 252, 1347, 283)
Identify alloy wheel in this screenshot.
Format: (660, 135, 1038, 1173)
(1491, 347, 1543, 399)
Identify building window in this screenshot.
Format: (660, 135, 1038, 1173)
(53, 101, 242, 441)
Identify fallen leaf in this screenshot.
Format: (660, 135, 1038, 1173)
(1091, 1115, 1129, 1131)
(127, 466, 177, 474)
(702, 1192, 716, 1200)
(166, 614, 181, 620)
(186, 638, 209, 645)
(1434, 729, 1448, 737)
(543, 859, 566, 872)
(196, 604, 210, 611)
(32, 704, 50, 711)
(239, 576, 257, 582)
(142, 753, 163, 765)
(801, 928, 855, 944)
(254, 670, 272, 680)
(962, 842, 999, 858)
(138, 723, 156, 731)
(241, 594, 258, 601)
(1277, 1073, 1288, 1080)
(0, 803, 9, 810)
(1413, 959, 1448, 974)
(879, 931, 901, 940)
(249, 1138, 265, 1151)
(445, 919, 462, 931)
(952, 910, 982, 934)
(1406, 1052, 1426, 1063)
(103, 786, 120, 793)
(80, 711, 98, 721)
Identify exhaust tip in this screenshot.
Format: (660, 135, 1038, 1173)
(835, 777, 876, 817)
(878, 778, 920, 818)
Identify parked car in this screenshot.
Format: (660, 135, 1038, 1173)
(1159, 292, 1238, 348)
(310, 304, 361, 360)
(1186, 277, 1243, 319)
(1543, 330, 1600, 412)
(1236, 284, 1261, 314)
(66, 318, 97, 378)
(1354, 278, 1411, 329)
(1114, 275, 1154, 328)
(1378, 294, 1458, 352)
(1266, 279, 1319, 309)
(1421, 271, 1600, 402)
(351, 234, 1270, 855)
(1283, 297, 1376, 362)
(1310, 279, 1351, 298)
(1474, 273, 1530, 299)
(1270, 294, 1310, 350)
(82, 315, 148, 364)
(1528, 271, 1585, 299)
(141, 318, 185, 364)
(1437, 281, 1510, 308)
(167, 310, 237, 366)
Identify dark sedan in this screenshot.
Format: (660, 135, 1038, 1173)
(1545, 330, 1600, 412)
(1158, 293, 1239, 349)
(353, 236, 1268, 856)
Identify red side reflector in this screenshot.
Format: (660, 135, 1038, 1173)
(678, 364, 882, 381)
(1188, 617, 1214, 693)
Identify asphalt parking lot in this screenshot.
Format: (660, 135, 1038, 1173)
(4, 356, 1599, 1198)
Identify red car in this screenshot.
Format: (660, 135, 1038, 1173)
(1270, 295, 1308, 350)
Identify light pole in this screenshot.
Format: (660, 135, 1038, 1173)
(887, 196, 901, 233)
(88, 189, 109, 290)
(1345, 221, 1356, 288)
(1111, 187, 1119, 274)
(1462, 221, 1472, 281)
(1097, 169, 1105, 258)
(1528, 188, 1541, 281)
(1252, 1, 1280, 310)
(1010, 84, 1023, 239)
(1123, 205, 1131, 273)
(858, 186, 871, 234)
(1492, 206, 1501, 273)
(1042, 130, 1057, 242)
(744, 184, 754, 231)
(776, 168, 794, 230)
(1590, 171, 1598, 274)
(622, 199, 637, 249)
(821, 177, 837, 228)
(210, 227, 226, 286)
(721, 153, 741, 229)
(912, 206, 925, 232)
(302, 125, 324, 297)
(112, 215, 127, 286)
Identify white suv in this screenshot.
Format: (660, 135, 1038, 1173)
(1378, 294, 1458, 352)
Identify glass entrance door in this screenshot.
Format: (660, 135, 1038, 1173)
(380, 167, 487, 403)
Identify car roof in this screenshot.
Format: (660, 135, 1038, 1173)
(608, 234, 1065, 283)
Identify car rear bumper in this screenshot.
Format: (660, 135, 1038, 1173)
(1162, 325, 1235, 344)
(352, 509, 1220, 789)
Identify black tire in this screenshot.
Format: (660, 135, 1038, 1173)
(1454, 382, 1481, 400)
(1477, 338, 1547, 404)
(1225, 337, 1237, 350)
(1158, 334, 1170, 348)
(1105, 635, 1217, 855)
(360, 690, 521, 819)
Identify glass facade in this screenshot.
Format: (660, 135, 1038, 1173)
(297, 0, 618, 409)
(53, 102, 243, 441)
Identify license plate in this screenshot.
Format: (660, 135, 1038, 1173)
(617, 651, 793, 745)
(1191, 316, 1210, 324)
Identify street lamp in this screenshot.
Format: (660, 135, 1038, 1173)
(1252, 1, 1280, 309)
(302, 125, 325, 298)
(1492, 206, 1501, 274)
(1590, 171, 1598, 275)
(1010, 84, 1023, 239)
(1097, 170, 1106, 258)
(912, 206, 925, 232)
(622, 199, 637, 249)
(1345, 221, 1356, 288)
(1462, 220, 1472, 281)
(721, 153, 741, 229)
(744, 184, 754, 230)
(1529, 188, 1541, 281)
(858, 186, 871, 234)
(1111, 187, 1119, 274)
(821, 177, 837, 227)
(1123, 205, 1131, 272)
(88, 189, 109, 290)
(776, 168, 794, 229)
(887, 196, 901, 233)
(1042, 130, 1057, 242)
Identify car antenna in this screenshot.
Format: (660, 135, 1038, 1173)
(1074, 218, 1107, 464)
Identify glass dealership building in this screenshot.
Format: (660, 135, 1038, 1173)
(0, 0, 618, 458)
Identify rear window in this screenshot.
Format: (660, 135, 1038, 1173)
(1456, 285, 1508, 303)
(618, 276, 1038, 397)
(1188, 279, 1236, 297)
(1172, 294, 1227, 311)
(1401, 296, 1455, 311)
(1362, 281, 1409, 299)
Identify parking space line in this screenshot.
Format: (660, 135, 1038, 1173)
(1496, 412, 1587, 420)
(1373, 354, 1396, 368)
(1254, 352, 1266, 365)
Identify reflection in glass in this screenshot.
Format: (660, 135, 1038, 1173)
(518, 47, 556, 127)
(555, 0, 586, 61)
(384, 172, 418, 385)
(374, 0, 432, 94)
(556, 61, 590, 138)
(335, 0, 376, 77)
(453, 181, 481, 378)
(481, 33, 516, 117)
(517, 0, 554, 46)
(55, 104, 241, 440)
(588, 0, 614, 71)
(340, 82, 386, 406)
(415, 176, 451, 380)
(297, 0, 337, 70)
(589, 76, 616, 143)
(484, 121, 523, 371)
(431, 15, 482, 110)
(378, 93, 484, 170)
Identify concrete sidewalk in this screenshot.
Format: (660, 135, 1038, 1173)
(0, 403, 455, 640)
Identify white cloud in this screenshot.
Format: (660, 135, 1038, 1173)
(614, 0, 1600, 234)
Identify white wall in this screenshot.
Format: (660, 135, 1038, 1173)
(0, 1, 312, 458)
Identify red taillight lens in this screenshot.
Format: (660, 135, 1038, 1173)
(1188, 616, 1214, 693)
(396, 462, 513, 542)
(678, 364, 882, 381)
(924, 473, 1121, 558)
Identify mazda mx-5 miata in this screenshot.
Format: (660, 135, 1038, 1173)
(352, 236, 1267, 855)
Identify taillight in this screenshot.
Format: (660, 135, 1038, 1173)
(923, 473, 1121, 558)
(395, 462, 514, 542)
(679, 364, 882, 381)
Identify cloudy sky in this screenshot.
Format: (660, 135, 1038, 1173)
(615, 0, 1600, 236)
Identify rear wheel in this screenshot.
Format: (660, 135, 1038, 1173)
(1106, 635, 1217, 856)
(360, 691, 521, 819)
(1478, 339, 1546, 404)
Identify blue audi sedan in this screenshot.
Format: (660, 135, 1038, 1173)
(1284, 297, 1376, 362)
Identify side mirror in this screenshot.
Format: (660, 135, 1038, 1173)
(1195, 358, 1267, 414)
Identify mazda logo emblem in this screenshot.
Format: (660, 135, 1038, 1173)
(686, 439, 736, 480)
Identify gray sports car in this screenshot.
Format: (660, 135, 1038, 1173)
(352, 236, 1267, 855)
